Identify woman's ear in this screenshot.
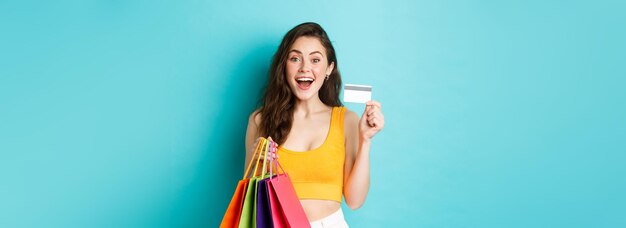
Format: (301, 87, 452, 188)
(326, 61, 335, 76)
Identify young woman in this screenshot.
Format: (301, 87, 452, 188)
(244, 22, 385, 227)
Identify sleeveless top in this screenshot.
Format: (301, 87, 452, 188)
(276, 106, 346, 203)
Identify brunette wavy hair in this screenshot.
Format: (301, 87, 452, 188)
(257, 22, 342, 144)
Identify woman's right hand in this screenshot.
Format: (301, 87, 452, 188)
(254, 137, 279, 160)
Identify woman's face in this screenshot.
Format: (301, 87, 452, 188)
(285, 36, 334, 102)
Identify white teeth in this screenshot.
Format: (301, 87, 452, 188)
(296, 78, 314, 82)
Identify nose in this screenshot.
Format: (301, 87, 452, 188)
(298, 59, 311, 73)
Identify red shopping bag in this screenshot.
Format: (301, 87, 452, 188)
(267, 158, 311, 228)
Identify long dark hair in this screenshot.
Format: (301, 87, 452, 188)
(258, 22, 342, 144)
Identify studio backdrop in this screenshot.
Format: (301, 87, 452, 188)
(1, 0, 624, 227)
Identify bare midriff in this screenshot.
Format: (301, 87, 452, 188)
(300, 199, 341, 222)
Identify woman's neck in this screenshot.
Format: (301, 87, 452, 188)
(293, 96, 330, 117)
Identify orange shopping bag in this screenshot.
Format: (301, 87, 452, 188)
(220, 139, 267, 227)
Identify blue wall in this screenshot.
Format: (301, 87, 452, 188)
(1, 0, 625, 227)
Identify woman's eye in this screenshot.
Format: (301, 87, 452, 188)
(312, 59, 320, 63)
(290, 57, 300, 62)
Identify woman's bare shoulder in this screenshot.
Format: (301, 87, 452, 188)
(343, 108, 359, 127)
(249, 109, 262, 127)
(343, 108, 360, 145)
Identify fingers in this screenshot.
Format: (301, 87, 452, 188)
(262, 137, 278, 160)
(367, 110, 384, 120)
(257, 137, 275, 145)
(367, 108, 382, 117)
(365, 101, 384, 129)
(255, 137, 264, 147)
(270, 152, 279, 160)
(365, 100, 382, 116)
(361, 100, 384, 130)
(361, 105, 370, 122)
(366, 100, 382, 109)
(367, 114, 379, 122)
(254, 137, 279, 159)
(365, 101, 384, 120)
(367, 115, 379, 128)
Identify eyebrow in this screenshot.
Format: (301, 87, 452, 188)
(289, 49, 324, 56)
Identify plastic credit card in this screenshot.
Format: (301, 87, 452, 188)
(343, 84, 372, 103)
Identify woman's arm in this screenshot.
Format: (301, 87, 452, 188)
(343, 101, 385, 210)
(244, 110, 261, 172)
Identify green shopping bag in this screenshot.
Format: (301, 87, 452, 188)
(238, 177, 259, 227)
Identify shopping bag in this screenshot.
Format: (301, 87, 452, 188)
(254, 140, 275, 228)
(221, 138, 268, 228)
(267, 158, 310, 228)
(238, 177, 260, 228)
(256, 178, 274, 228)
(220, 179, 249, 227)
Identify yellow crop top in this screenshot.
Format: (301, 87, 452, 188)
(276, 106, 346, 203)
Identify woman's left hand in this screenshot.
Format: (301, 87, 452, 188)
(359, 100, 385, 142)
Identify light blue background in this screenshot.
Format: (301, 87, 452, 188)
(1, 0, 625, 227)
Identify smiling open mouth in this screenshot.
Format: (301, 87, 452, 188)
(296, 77, 314, 89)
